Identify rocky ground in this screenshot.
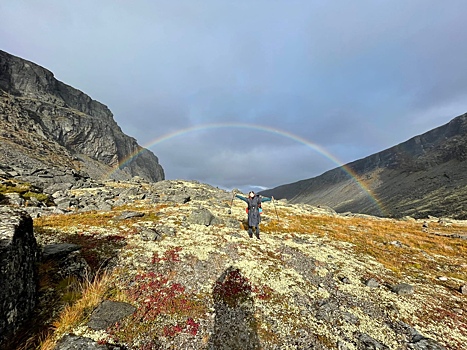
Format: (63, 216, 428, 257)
(2, 176, 466, 349)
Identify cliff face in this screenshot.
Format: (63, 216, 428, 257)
(0, 50, 164, 182)
(261, 113, 467, 219)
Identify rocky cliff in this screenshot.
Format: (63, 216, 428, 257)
(261, 113, 467, 219)
(0, 50, 164, 184)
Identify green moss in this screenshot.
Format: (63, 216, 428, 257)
(23, 191, 50, 203)
(0, 181, 31, 194)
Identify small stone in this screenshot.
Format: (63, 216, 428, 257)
(365, 278, 380, 288)
(460, 284, 467, 295)
(139, 228, 160, 241)
(392, 283, 414, 295)
(115, 211, 145, 220)
(389, 240, 403, 248)
(437, 276, 448, 281)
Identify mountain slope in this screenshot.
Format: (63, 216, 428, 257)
(261, 113, 467, 219)
(0, 50, 164, 182)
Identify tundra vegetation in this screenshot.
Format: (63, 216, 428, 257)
(9, 180, 467, 349)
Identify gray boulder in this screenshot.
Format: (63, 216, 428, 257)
(392, 283, 415, 295)
(55, 334, 123, 349)
(87, 300, 136, 330)
(188, 208, 216, 226)
(42, 243, 81, 259)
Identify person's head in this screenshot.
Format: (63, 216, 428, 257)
(249, 191, 255, 198)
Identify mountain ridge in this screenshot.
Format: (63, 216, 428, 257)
(0, 49, 164, 184)
(261, 113, 467, 219)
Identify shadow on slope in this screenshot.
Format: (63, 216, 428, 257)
(209, 266, 261, 350)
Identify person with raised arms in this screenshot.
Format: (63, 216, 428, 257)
(235, 191, 272, 239)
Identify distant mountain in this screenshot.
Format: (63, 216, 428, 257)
(0, 50, 164, 183)
(261, 113, 467, 219)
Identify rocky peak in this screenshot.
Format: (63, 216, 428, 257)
(0, 50, 164, 183)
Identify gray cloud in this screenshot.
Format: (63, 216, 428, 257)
(2, 1, 467, 193)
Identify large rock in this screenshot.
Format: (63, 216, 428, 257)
(0, 207, 39, 347)
(55, 334, 123, 350)
(0, 49, 164, 183)
(87, 300, 136, 330)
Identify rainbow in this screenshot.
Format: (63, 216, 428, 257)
(107, 122, 385, 215)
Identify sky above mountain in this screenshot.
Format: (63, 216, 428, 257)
(2, 1, 467, 192)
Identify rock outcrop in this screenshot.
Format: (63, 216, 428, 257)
(0, 207, 39, 348)
(261, 113, 467, 219)
(0, 50, 164, 184)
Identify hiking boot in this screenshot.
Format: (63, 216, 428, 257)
(248, 229, 253, 238)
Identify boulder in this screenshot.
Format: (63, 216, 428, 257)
(87, 300, 136, 330)
(392, 283, 415, 295)
(0, 207, 39, 347)
(188, 208, 215, 226)
(55, 334, 123, 349)
(42, 243, 81, 259)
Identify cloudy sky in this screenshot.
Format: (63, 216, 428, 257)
(2, 1, 467, 192)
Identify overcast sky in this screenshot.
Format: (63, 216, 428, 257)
(2, 1, 467, 193)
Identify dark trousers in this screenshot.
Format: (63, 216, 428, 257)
(248, 226, 260, 239)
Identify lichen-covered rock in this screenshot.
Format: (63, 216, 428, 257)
(0, 207, 39, 347)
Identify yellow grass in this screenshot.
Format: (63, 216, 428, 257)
(34, 206, 161, 233)
(38, 270, 114, 350)
(262, 208, 467, 282)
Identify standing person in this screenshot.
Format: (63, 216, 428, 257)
(235, 191, 272, 239)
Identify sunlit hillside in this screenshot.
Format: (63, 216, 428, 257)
(15, 180, 467, 349)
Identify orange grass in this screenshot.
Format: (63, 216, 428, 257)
(34, 207, 161, 231)
(263, 208, 467, 282)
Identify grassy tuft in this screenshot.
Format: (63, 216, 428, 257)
(39, 270, 114, 350)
